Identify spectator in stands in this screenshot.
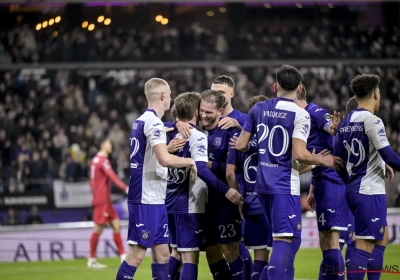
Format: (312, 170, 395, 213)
(2, 208, 22, 226)
(9, 154, 29, 193)
(25, 205, 43, 225)
(28, 151, 43, 191)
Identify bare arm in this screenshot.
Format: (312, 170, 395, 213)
(299, 164, 313, 175)
(153, 144, 194, 168)
(292, 138, 323, 165)
(236, 130, 252, 152)
(293, 138, 343, 169)
(226, 163, 240, 192)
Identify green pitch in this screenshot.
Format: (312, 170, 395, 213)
(1, 245, 399, 280)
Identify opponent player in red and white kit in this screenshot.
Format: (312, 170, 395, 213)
(88, 138, 128, 268)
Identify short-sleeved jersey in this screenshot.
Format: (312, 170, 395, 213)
(204, 120, 239, 185)
(165, 126, 208, 214)
(129, 109, 168, 204)
(243, 97, 310, 195)
(164, 122, 175, 128)
(227, 135, 264, 214)
(305, 102, 342, 182)
(228, 108, 248, 128)
(334, 109, 390, 194)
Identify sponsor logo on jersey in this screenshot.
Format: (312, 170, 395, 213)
(214, 137, 222, 147)
(323, 113, 332, 121)
(301, 124, 309, 135)
(378, 128, 386, 137)
(297, 222, 302, 231)
(197, 145, 207, 155)
(153, 129, 163, 139)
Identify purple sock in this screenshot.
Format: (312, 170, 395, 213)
(339, 243, 344, 252)
(345, 241, 355, 270)
(285, 237, 301, 280)
(180, 263, 198, 280)
(209, 258, 231, 280)
(116, 260, 136, 280)
(261, 240, 290, 280)
(318, 261, 324, 280)
(152, 263, 170, 280)
(229, 256, 246, 280)
(338, 249, 345, 279)
(367, 245, 386, 280)
(252, 260, 268, 280)
(347, 248, 370, 280)
(239, 242, 253, 279)
(168, 256, 181, 280)
(321, 249, 343, 279)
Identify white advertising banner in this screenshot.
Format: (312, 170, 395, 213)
(1, 214, 400, 263)
(0, 222, 134, 262)
(53, 180, 125, 208)
(53, 180, 93, 208)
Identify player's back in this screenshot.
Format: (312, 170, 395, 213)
(305, 102, 342, 182)
(252, 97, 310, 195)
(166, 127, 208, 214)
(337, 109, 387, 194)
(129, 109, 168, 204)
(228, 135, 264, 215)
(90, 154, 112, 205)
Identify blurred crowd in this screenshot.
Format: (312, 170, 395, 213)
(1, 206, 43, 226)
(1, 65, 400, 199)
(1, 22, 400, 63)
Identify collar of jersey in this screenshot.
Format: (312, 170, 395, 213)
(353, 108, 372, 114)
(277, 97, 295, 103)
(145, 109, 158, 117)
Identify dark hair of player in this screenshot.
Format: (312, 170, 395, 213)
(95, 136, 110, 150)
(249, 95, 269, 110)
(212, 75, 235, 89)
(296, 82, 307, 101)
(201, 90, 226, 110)
(346, 96, 358, 114)
(173, 92, 201, 121)
(276, 65, 302, 91)
(170, 104, 178, 120)
(350, 74, 380, 100)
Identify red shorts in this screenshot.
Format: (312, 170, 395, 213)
(93, 203, 118, 225)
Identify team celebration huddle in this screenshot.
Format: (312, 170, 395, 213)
(104, 64, 399, 280)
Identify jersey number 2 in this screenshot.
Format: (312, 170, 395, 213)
(163, 224, 169, 238)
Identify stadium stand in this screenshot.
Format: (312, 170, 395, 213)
(1, 23, 400, 63)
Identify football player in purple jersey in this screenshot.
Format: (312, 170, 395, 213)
(237, 65, 342, 280)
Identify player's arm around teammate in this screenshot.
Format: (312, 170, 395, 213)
(116, 78, 197, 280)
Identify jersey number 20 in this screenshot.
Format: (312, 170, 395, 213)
(257, 124, 289, 157)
